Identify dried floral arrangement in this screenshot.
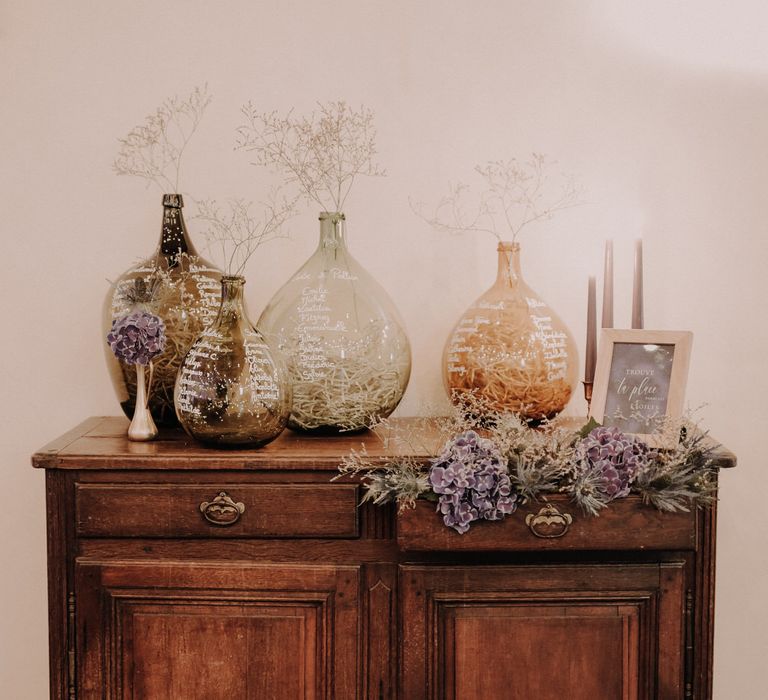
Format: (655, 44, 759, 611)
(416, 154, 582, 419)
(235, 100, 385, 213)
(336, 399, 719, 534)
(236, 101, 406, 432)
(107, 310, 166, 368)
(414, 153, 582, 242)
(114, 85, 212, 193)
(106, 309, 167, 438)
(194, 194, 296, 277)
(108, 86, 218, 424)
(109, 265, 219, 422)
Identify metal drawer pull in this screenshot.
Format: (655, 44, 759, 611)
(199, 492, 245, 526)
(525, 504, 573, 538)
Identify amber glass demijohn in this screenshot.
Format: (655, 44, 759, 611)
(443, 241, 578, 422)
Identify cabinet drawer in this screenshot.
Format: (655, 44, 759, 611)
(76, 483, 359, 538)
(397, 496, 697, 552)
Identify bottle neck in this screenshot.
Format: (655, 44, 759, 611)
(317, 212, 347, 253)
(495, 241, 523, 288)
(158, 194, 197, 263)
(215, 276, 247, 327)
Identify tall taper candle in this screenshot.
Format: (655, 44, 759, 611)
(585, 276, 597, 383)
(632, 239, 644, 329)
(602, 240, 613, 328)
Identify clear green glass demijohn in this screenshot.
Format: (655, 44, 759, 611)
(258, 212, 411, 433)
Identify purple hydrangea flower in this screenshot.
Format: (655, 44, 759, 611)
(429, 430, 517, 533)
(576, 426, 652, 500)
(107, 311, 167, 366)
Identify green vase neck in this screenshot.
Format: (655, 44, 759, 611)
(317, 212, 347, 255)
(215, 276, 247, 328)
(157, 193, 198, 265)
(494, 241, 523, 289)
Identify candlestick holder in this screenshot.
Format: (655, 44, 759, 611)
(582, 380, 594, 416)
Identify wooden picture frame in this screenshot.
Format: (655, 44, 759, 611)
(591, 329, 693, 448)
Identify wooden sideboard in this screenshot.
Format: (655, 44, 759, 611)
(33, 417, 735, 699)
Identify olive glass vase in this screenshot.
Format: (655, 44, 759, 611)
(175, 275, 291, 448)
(103, 194, 222, 426)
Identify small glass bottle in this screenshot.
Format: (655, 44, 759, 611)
(104, 194, 222, 426)
(175, 276, 291, 448)
(443, 241, 578, 422)
(258, 212, 411, 433)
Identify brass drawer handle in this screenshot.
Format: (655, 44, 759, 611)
(525, 504, 573, 539)
(200, 491, 245, 526)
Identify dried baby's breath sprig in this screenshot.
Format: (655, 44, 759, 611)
(194, 191, 297, 277)
(114, 85, 212, 192)
(236, 101, 385, 212)
(413, 153, 582, 242)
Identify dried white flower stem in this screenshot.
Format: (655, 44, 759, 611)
(236, 101, 385, 212)
(413, 153, 582, 242)
(114, 85, 212, 193)
(194, 193, 297, 277)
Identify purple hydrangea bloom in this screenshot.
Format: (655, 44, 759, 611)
(107, 311, 167, 366)
(577, 426, 652, 500)
(429, 430, 517, 534)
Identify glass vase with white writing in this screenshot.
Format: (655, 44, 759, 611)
(258, 212, 411, 433)
(175, 275, 291, 447)
(104, 194, 222, 426)
(443, 241, 578, 422)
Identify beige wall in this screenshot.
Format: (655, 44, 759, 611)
(2, 1, 766, 696)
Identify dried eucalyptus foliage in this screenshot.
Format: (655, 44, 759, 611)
(114, 85, 212, 192)
(336, 416, 450, 511)
(236, 101, 385, 212)
(414, 153, 582, 242)
(194, 193, 297, 277)
(633, 421, 718, 512)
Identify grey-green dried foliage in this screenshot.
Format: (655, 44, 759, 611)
(338, 399, 721, 519)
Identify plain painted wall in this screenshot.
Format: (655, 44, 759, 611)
(2, 1, 766, 696)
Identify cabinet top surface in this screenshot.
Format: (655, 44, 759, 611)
(31, 416, 438, 471)
(31, 416, 737, 471)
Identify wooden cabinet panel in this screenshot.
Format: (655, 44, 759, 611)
(400, 563, 686, 700)
(398, 497, 697, 552)
(128, 607, 314, 697)
(75, 482, 359, 538)
(75, 560, 360, 699)
(447, 605, 638, 699)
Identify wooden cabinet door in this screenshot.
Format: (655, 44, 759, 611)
(400, 563, 686, 700)
(75, 560, 360, 699)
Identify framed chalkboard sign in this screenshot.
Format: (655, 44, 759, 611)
(591, 329, 693, 447)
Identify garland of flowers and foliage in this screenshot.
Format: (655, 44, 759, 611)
(336, 400, 719, 534)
